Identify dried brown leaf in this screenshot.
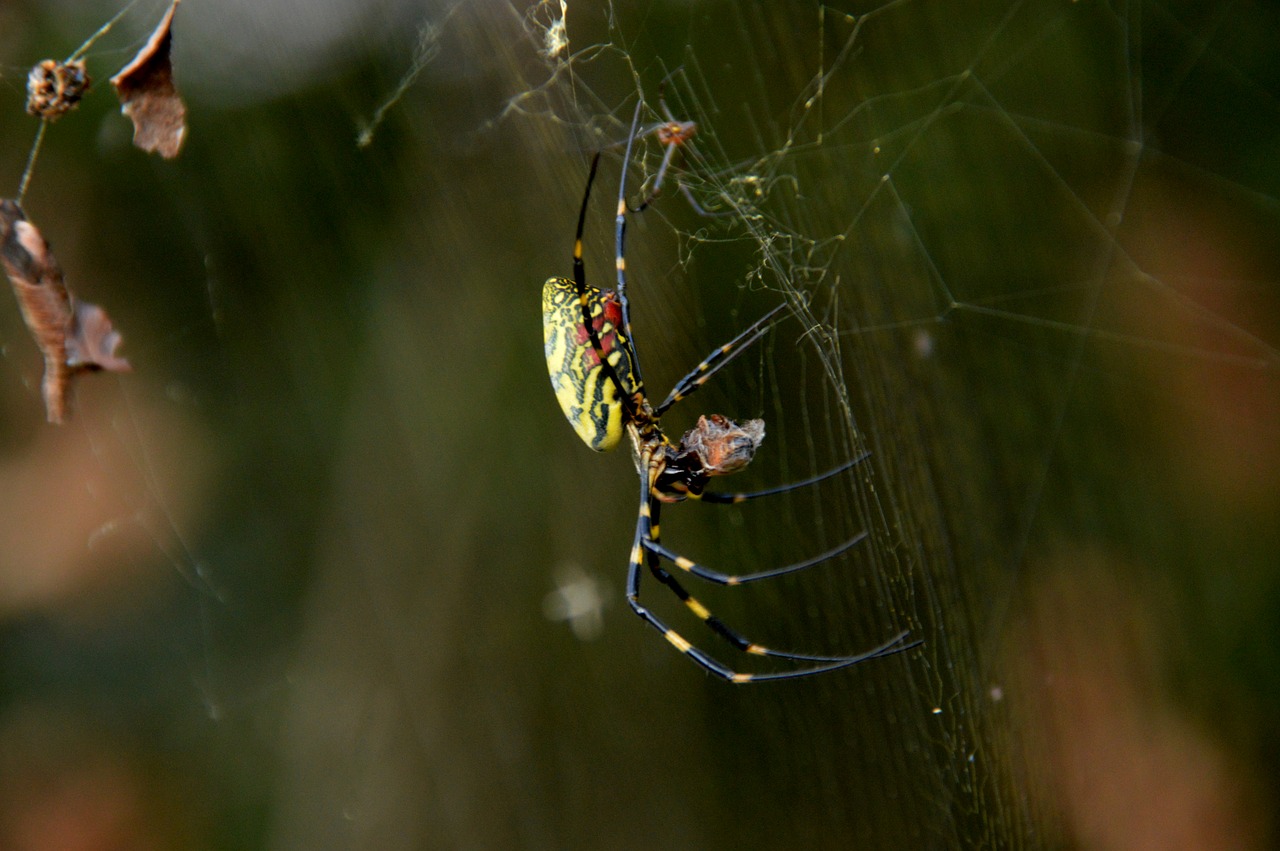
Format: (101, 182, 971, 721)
(110, 0, 186, 158)
(0, 201, 131, 424)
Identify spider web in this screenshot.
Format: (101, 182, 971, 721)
(0, 0, 1276, 848)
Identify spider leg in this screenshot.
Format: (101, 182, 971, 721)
(626, 477, 917, 681)
(642, 531, 868, 586)
(695, 452, 871, 504)
(654, 302, 787, 415)
(674, 180, 735, 218)
(647, 500, 884, 661)
(628, 141, 679, 215)
(631, 154, 734, 218)
(614, 101, 645, 382)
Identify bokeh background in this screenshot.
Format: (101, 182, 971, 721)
(1, 0, 1277, 848)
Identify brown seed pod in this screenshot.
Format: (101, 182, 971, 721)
(25, 59, 91, 121)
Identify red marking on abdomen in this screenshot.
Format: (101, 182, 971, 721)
(573, 293, 622, 371)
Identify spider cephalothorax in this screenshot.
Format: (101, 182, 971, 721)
(655, 118, 696, 149)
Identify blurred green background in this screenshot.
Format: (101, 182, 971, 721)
(0, 0, 1277, 848)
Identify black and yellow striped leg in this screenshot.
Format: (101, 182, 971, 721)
(654, 303, 788, 415)
(614, 101, 645, 385)
(645, 499, 916, 665)
(696, 453, 871, 504)
(647, 499, 882, 664)
(625, 481, 738, 680)
(625, 548, 917, 682)
(642, 531, 868, 586)
(627, 475, 918, 681)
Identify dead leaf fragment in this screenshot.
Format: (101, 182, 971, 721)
(0, 201, 131, 424)
(25, 59, 91, 122)
(110, 0, 185, 158)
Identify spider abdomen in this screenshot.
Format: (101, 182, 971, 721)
(542, 276, 640, 451)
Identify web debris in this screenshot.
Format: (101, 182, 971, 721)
(6, 0, 190, 422)
(17, 0, 187, 202)
(529, 0, 570, 60)
(25, 59, 91, 122)
(111, 0, 188, 159)
(0, 201, 131, 424)
(357, 12, 458, 149)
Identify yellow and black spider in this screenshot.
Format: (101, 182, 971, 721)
(542, 104, 917, 682)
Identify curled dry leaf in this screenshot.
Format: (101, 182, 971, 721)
(25, 59, 91, 121)
(110, 0, 186, 158)
(0, 201, 131, 425)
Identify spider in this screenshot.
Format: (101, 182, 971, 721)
(629, 102, 696, 214)
(628, 93, 728, 217)
(541, 103, 917, 682)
